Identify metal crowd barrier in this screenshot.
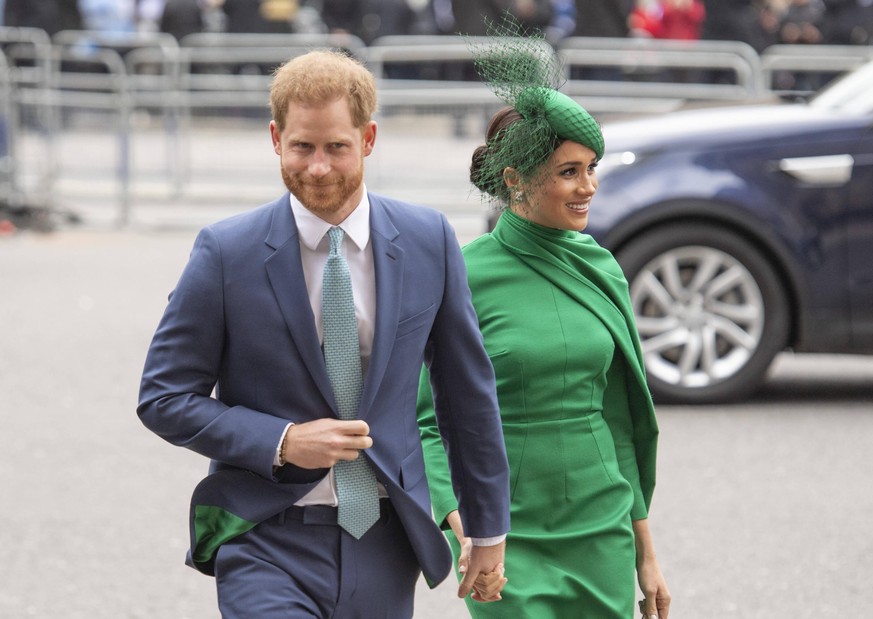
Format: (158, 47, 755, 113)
(48, 30, 174, 225)
(363, 34, 559, 138)
(365, 35, 532, 110)
(0, 50, 15, 205)
(175, 32, 366, 109)
(1, 26, 870, 228)
(760, 43, 873, 97)
(0, 26, 54, 209)
(558, 37, 766, 116)
(366, 35, 766, 118)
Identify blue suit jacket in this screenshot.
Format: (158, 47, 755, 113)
(137, 193, 510, 585)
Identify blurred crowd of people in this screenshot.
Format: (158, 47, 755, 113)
(1, 0, 872, 49)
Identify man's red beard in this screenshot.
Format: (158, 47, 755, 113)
(281, 163, 364, 216)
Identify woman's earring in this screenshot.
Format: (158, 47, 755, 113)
(513, 190, 524, 202)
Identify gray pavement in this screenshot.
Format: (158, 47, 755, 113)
(2, 114, 873, 618)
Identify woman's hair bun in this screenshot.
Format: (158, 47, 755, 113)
(470, 144, 491, 194)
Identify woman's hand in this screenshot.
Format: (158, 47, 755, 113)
(633, 519, 671, 619)
(467, 561, 506, 602)
(637, 556, 670, 618)
(447, 510, 508, 602)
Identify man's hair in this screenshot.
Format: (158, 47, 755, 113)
(269, 49, 377, 132)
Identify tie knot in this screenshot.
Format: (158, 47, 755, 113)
(328, 227, 344, 255)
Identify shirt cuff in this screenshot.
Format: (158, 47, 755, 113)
(273, 423, 294, 467)
(470, 534, 507, 546)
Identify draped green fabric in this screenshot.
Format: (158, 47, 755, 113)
(191, 505, 259, 567)
(417, 210, 659, 616)
(488, 210, 659, 514)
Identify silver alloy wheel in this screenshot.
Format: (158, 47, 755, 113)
(629, 245, 766, 389)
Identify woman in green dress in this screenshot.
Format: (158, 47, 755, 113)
(416, 24, 671, 619)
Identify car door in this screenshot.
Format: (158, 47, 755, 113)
(845, 125, 873, 349)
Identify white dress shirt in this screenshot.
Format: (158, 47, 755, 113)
(280, 187, 387, 506)
(278, 189, 505, 546)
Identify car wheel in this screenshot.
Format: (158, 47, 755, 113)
(615, 223, 790, 404)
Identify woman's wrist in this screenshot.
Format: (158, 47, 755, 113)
(446, 509, 466, 541)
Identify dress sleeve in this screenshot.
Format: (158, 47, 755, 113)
(416, 365, 460, 529)
(602, 352, 650, 520)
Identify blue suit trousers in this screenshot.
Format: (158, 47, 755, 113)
(214, 500, 421, 619)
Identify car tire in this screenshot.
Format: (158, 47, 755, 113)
(614, 223, 790, 404)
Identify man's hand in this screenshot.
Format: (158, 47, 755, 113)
(282, 418, 373, 469)
(458, 541, 506, 602)
(469, 563, 506, 602)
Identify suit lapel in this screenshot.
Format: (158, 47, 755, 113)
(263, 196, 336, 410)
(359, 197, 404, 417)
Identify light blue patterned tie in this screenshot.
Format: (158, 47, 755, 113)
(322, 226, 380, 539)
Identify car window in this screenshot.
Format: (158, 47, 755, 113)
(810, 60, 873, 115)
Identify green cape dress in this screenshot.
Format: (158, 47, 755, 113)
(418, 209, 659, 618)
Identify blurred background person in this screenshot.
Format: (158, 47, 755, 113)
(79, 0, 137, 33)
(778, 0, 825, 43)
(567, 0, 632, 80)
(573, 0, 633, 38)
(753, 0, 786, 48)
(630, 0, 706, 40)
(821, 0, 873, 43)
(222, 0, 296, 33)
(3, 0, 82, 35)
(546, 0, 575, 42)
(320, 0, 427, 45)
(136, 0, 167, 31)
(702, 0, 757, 44)
(450, 0, 554, 35)
(158, 0, 204, 39)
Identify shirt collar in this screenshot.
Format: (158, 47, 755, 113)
(289, 187, 371, 251)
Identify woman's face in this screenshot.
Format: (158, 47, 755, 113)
(508, 140, 599, 232)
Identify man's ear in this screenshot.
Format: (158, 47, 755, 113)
(362, 121, 377, 157)
(269, 120, 282, 155)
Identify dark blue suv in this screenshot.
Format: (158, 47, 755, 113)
(588, 60, 873, 404)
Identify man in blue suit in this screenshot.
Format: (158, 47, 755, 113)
(138, 49, 510, 618)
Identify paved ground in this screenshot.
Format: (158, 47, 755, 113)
(2, 115, 873, 618)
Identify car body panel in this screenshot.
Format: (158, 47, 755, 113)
(586, 95, 873, 357)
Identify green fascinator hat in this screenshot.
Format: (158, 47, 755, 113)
(515, 87, 604, 160)
(467, 15, 604, 201)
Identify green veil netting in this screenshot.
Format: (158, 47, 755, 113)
(466, 15, 604, 203)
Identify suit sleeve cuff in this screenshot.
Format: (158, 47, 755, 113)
(470, 534, 507, 547)
(273, 423, 293, 467)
